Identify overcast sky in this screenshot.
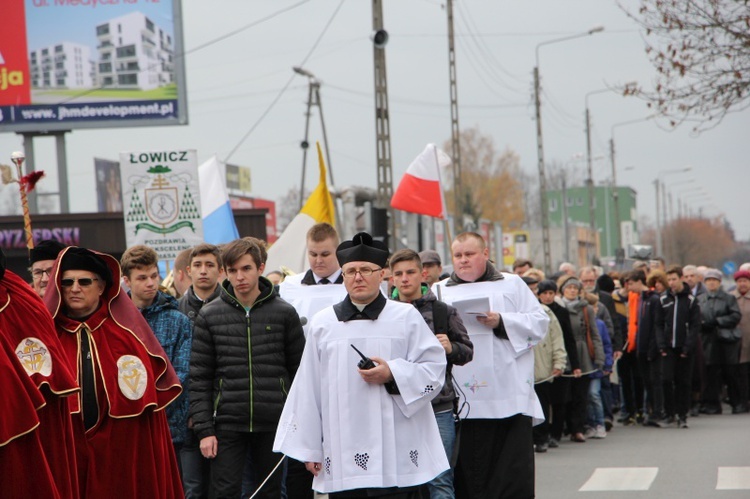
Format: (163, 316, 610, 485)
(2, 0, 748, 241)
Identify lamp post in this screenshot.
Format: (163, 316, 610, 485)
(534, 26, 604, 273)
(293, 66, 335, 211)
(654, 167, 691, 256)
(584, 83, 635, 260)
(609, 115, 654, 254)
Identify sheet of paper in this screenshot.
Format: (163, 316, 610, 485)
(452, 297, 492, 330)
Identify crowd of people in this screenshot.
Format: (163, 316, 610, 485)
(510, 256, 750, 456)
(4, 224, 749, 498)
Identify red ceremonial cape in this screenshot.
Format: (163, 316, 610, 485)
(0, 335, 62, 499)
(0, 270, 80, 499)
(44, 248, 184, 499)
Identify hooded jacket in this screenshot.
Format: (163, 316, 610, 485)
(139, 290, 192, 444)
(655, 282, 701, 355)
(390, 285, 473, 412)
(189, 276, 305, 438)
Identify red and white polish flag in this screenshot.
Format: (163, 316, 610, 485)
(390, 144, 450, 219)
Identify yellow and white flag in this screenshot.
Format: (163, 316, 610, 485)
(265, 143, 335, 274)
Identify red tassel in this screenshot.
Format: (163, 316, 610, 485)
(20, 171, 45, 192)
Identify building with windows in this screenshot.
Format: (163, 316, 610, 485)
(29, 42, 94, 89)
(95, 11, 174, 90)
(547, 185, 638, 258)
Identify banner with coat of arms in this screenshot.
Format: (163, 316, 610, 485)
(119, 149, 204, 260)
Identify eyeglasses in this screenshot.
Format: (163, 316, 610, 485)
(342, 267, 381, 279)
(60, 277, 99, 288)
(31, 268, 53, 280)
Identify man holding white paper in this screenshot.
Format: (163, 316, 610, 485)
(433, 232, 549, 499)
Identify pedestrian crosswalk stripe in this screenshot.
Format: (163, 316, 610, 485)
(717, 467, 750, 490)
(579, 467, 658, 491)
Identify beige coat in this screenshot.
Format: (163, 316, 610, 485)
(731, 290, 750, 364)
(534, 304, 568, 382)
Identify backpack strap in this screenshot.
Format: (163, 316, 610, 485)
(432, 299, 449, 336)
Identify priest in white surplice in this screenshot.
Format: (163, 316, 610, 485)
(278, 223, 347, 339)
(274, 232, 449, 498)
(434, 232, 549, 499)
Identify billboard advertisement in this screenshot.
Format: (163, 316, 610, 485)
(0, 0, 187, 132)
(120, 149, 203, 261)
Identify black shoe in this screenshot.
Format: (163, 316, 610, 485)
(732, 404, 749, 414)
(604, 419, 613, 432)
(548, 438, 559, 448)
(636, 412, 645, 425)
(702, 405, 722, 415)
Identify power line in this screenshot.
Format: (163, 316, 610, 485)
(224, 0, 346, 163)
(456, 0, 526, 87)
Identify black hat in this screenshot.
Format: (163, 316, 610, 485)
(537, 279, 558, 294)
(29, 239, 66, 265)
(336, 232, 389, 268)
(597, 274, 615, 293)
(59, 247, 113, 287)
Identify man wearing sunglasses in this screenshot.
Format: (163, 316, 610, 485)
(28, 239, 66, 298)
(274, 232, 449, 498)
(44, 246, 184, 498)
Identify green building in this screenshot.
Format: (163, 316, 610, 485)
(547, 185, 638, 258)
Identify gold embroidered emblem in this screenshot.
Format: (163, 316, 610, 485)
(117, 355, 148, 400)
(16, 337, 53, 376)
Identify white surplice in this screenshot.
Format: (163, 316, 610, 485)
(273, 299, 449, 494)
(279, 273, 348, 338)
(434, 272, 549, 423)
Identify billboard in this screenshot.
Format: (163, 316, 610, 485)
(0, 0, 187, 132)
(120, 149, 203, 261)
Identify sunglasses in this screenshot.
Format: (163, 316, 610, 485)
(60, 277, 99, 288)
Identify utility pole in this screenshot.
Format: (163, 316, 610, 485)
(446, 0, 462, 235)
(534, 27, 604, 274)
(372, 0, 396, 249)
(533, 65, 552, 274)
(584, 107, 596, 261)
(609, 138, 622, 253)
(294, 67, 335, 211)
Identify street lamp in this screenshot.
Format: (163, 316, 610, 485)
(609, 115, 654, 254)
(534, 25, 604, 273)
(292, 66, 335, 211)
(584, 82, 636, 259)
(654, 166, 691, 256)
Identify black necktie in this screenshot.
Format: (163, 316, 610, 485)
(80, 329, 99, 430)
(319, 278, 330, 285)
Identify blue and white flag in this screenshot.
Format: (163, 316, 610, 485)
(199, 156, 239, 244)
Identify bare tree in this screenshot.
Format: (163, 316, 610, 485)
(621, 0, 750, 131)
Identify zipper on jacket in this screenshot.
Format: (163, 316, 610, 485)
(213, 378, 223, 422)
(246, 309, 253, 432)
(280, 377, 288, 399)
(672, 295, 679, 349)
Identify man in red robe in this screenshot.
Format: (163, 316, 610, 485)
(45, 246, 184, 498)
(0, 248, 80, 498)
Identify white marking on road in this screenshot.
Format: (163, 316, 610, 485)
(579, 467, 658, 491)
(717, 467, 750, 490)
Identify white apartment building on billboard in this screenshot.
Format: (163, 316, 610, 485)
(95, 11, 174, 90)
(29, 42, 94, 89)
